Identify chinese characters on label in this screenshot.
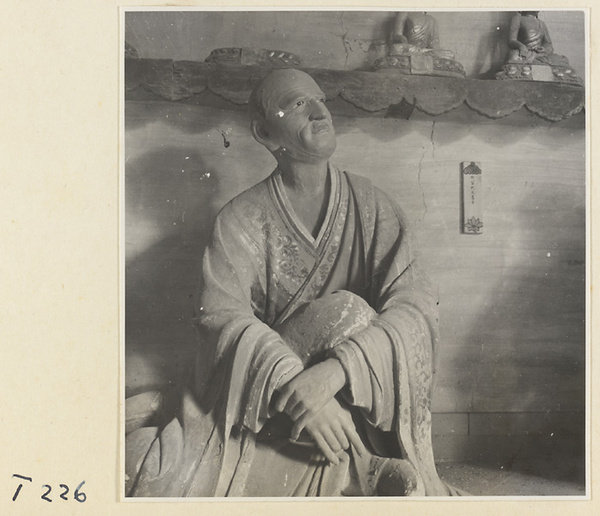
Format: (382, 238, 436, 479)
(461, 161, 483, 234)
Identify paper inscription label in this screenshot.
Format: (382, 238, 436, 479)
(461, 161, 483, 234)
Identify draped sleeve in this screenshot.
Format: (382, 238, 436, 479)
(194, 200, 304, 435)
(327, 185, 438, 425)
(326, 181, 449, 495)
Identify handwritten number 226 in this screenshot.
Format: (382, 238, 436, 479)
(40, 482, 87, 503)
(41, 484, 79, 502)
(12, 475, 86, 503)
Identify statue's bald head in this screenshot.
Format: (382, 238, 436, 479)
(247, 68, 335, 163)
(249, 69, 323, 123)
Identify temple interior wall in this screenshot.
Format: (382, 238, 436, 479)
(124, 10, 585, 80)
(125, 10, 586, 468)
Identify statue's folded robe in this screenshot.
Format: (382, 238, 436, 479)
(126, 165, 459, 497)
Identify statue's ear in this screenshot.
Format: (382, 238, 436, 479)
(251, 119, 278, 151)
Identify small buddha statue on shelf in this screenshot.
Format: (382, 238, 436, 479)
(390, 12, 448, 58)
(373, 12, 465, 78)
(496, 12, 582, 86)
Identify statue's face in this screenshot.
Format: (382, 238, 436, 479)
(259, 70, 336, 163)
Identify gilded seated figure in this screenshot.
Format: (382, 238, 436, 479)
(374, 12, 465, 78)
(497, 11, 582, 85)
(389, 12, 451, 59)
(506, 11, 566, 65)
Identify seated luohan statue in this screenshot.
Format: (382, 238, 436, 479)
(373, 12, 465, 77)
(125, 69, 464, 497)
(496, 11, 582, 85)
(390, 11, 450, 58)
(506, 11, 564, 65)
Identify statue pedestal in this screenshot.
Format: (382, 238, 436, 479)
(410, 54, 434, 74)
(205, 47, 302, 68)
(496, 63, 583, 86)
(373, 54, 466, 78)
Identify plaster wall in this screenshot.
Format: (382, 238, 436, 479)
(125, 101, 585, 417)
(124, 10, 586, 468)
(125, 10, 586, 80)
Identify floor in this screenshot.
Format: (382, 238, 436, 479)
(126, 340, 587, 498)
(437, 461, 586, 496)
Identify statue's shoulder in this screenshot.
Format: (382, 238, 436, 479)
(342, 170, 393, 206)
(341, 169, 375, 197)
(342, 169, 409, 229)
(215, 175, 273, 237)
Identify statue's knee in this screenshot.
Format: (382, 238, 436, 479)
(315, 290, 375, 320)
(276, 291, 376, 365)
(286, 290, 375, 333)
(326, 289, 369, 306)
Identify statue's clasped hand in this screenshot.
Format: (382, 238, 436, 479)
(273, 358, 367, 464)
(274, 359, 344, 423)
(300, 398, 367, 465)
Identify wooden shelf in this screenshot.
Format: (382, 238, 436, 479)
(125, 58, 584, 122)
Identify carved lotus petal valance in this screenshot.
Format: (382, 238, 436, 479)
(465, 80, 527, 118)
(125, 58, 584, 122)
(409, 76, 467, 115)
(207, 67, 257, 105)
(312, 70, 412, 112)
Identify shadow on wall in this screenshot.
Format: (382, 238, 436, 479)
(125, 145, 223, 397)
(472, 12, 512, 79)
(331, 105, 576, 149)
(446, 191, 585, 483)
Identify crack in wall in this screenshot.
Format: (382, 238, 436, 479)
(417, 121, 436, 221)
(339, 12, 351, 69)
(417, 151, 427, 221)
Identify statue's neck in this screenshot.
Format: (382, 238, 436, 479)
(278, 161, 329, 196)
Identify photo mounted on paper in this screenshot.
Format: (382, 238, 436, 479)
(122, 9, 587, 498)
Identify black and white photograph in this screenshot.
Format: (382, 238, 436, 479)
(123, 9, 588, 498)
